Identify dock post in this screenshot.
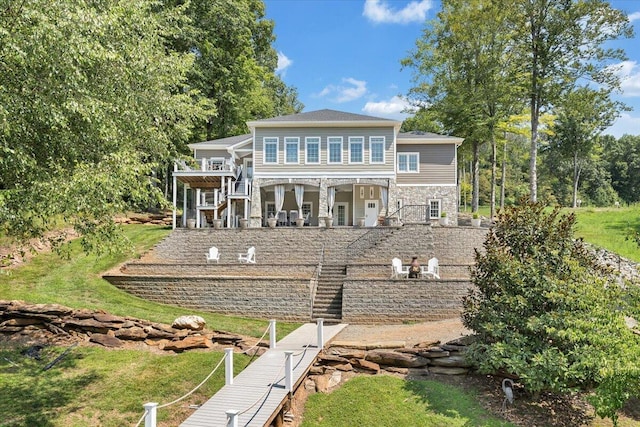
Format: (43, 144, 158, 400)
(143, 402, 158, 427)
(284, 351, 294, 392)
(269, 319, 276, 349)
(226, 409, 239, 427)
(316, 318, 324, 349)
(225, 348, 234, 385)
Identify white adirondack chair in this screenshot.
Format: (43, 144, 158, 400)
(421, 257, 440, 279)
(238, 246, 256, 264)
(390, 257, 408, 279)
(206, 246, 220, 264)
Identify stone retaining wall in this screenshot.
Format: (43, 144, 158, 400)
(119, 263, 316, 279)
(346, 263, 473, 280)
(105, 276, 312, 321)
(342, 279, 474, 323)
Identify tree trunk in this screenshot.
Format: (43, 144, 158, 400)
(500, 134, 507, 211)
(472, 140, 480, 212)
(490, 130, 497, 219)
(572, 151, 581, 208)
(530, 99, 539, 203)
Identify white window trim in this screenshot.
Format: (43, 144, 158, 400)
(263, 137, 279, 164)
(348, 137, 364, 164)
(369, 136, 385, 164)
(328, 137, 343, 164)
(397, 152, 420, 173)
(265, 202, 276, 225)
(284, 137, 300, 164)
(428, 199, 441, 219)
(305, 137, 321, 165)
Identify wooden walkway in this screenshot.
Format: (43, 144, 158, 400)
(180, 322, 347, 427)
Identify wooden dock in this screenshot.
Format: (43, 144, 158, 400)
(180, 322, 347, 427)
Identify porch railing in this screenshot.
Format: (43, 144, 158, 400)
(385, 204, 432, 224)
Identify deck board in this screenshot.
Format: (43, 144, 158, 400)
(180, 322, 347, 427)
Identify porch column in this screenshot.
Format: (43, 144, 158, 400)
(318, 178, 328, 227)
(172, 172, 177, 230)
(182, 184, 188, 227)
(226, 177, 232, 228)
(195, 188, 201, 228)
(249, 178, 262, 227)
(388, 178, 399, 218)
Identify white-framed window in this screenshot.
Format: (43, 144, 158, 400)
(265, 202, 276, 225)
(305, 137, 320, 164)
(349, 136, 364, 164)
(369, 136, 385, 164)
(428, 199, 441, 219)
(302, 202, 313, 219)
(264, 137, 278, 164)
(398, 152, 419, 173)
(328, 137, 342, 164)
(285, 137, 299, 164)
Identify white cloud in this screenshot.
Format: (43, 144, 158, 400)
(604, 112, 640, 138)
(315, 78, 367, 103)
(276, 51, 292, 75)
(362, 96, 414, 116)
(363, 0, 433, 24)
(609, 61, 640, 97)
(628, 11, 640, 22)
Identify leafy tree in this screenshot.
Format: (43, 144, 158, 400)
(603, 134, 640, 205)
(403, 0, 524, 215)
(507, 0, 632, 202)
(0, 0, 203, 254)
(546, 87, 623, 207)
(169, 0, 303, 141)
(463, 200, 640, 424)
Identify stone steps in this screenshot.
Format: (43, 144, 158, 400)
(313, 264, 346, 321)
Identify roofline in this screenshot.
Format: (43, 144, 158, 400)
(247, 120, 402, 133)
(188, 136, 252, 150)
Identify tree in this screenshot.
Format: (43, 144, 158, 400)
(547, 87, 623, 207)
(170, 0, 303, 141)
(508, 0, 632, 202)
(603, 134, 640, 205)
(463, 200, 640, 424)
(0, 0, 203, 255)
(403, 0, 524, 215)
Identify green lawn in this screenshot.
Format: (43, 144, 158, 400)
(301, 375, 515, 427)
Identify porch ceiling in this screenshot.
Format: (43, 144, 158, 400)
(177, 175, 222, 189)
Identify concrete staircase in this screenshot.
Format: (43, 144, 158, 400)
(312, 264, 346, 322)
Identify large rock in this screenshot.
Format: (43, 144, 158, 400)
(114, 326, 148, 341)
(428, 355, 471, 368)
(90, 334, 124, 348)
(366, 350, 429, 368)
(172, 315, 206, 331)
(352, 358, 380, 373)
(163, 336, 213, 352)
(429, 366, 469, 375)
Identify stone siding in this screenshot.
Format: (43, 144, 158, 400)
(395, 185, 458, 224)
(342, 279, 474, 324)
(106, 276, 312, 321)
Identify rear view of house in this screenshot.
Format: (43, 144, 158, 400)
(171, 109, 463, 228)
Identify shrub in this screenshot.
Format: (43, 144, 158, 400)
(462, 199, 640, 425)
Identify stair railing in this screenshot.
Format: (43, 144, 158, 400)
(345, 227, 390, 263)
(385, 204, 431, 225)
(309, 243, 325, 320)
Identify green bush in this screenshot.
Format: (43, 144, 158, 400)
(462, 199, 640, 425)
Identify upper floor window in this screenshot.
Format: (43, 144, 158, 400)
(398, 152, 419, 173)
(264, 137, 278, 164)
(305, 137, 320, 164)
(349, 137, 364, 164)
(328, 137, 343, 164)
(285, 137, 299, 164)
(370, 136, 385, 164)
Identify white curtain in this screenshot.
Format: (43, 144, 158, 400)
(380, 186, 388, 215)
(294, 184, 304, 217)
(275, 184, 285, 214)
(327, 186, 336, 217)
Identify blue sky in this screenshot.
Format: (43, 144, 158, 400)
(265, 0, 640, 138)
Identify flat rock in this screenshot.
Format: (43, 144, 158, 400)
(429, 355, 471, 368)
(114, 326, 147, 341)
(90, 334, 124, 348)
(366, 350, 429, 368)
(317, 353, 350, 364)
(418, 349, 450, 358)
(327, 348, 366, 359)
(429, 366, 469, 375)
(93, 313, 126, 324)
(329, 340, 405, 350)
(163, 336, 213, 352)
(58, 318, 110, 334)
(1, 318, 43, 326)
(352, 358, 380, 373)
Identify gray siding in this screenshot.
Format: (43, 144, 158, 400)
(254, 127, 395, 175)
(194, 149, 230, 160)
(396, 144, 456, 185)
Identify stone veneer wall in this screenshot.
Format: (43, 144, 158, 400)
(105, 276, 312, 321)
(342, 278, 474, 324)
(395, 185, 458, 224)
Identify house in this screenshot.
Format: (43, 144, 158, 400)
(171, 109, 463, 229)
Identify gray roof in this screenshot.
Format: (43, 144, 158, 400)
(189, 133, 252, 148)
(254, 109, 397, 123)
(398, 131, 462, 141)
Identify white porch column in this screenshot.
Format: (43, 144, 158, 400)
(195, 188, 201, 228)
(182, 185, 187, 227)
(172, 172, 177, 230)
(226, 177, 232, 228)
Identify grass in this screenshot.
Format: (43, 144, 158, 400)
(301, 375, 515, 427)
(0, 224, 299, 338)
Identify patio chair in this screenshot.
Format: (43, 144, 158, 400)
(390, 257, 408, 279)
(276, 211, 288, 227)
(206, 246, 220, 264)
(289, 210, 298, 225)
(304, 212, 311, 226)
(238, 246, 256, 264)
(421, 257, 440, 279)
